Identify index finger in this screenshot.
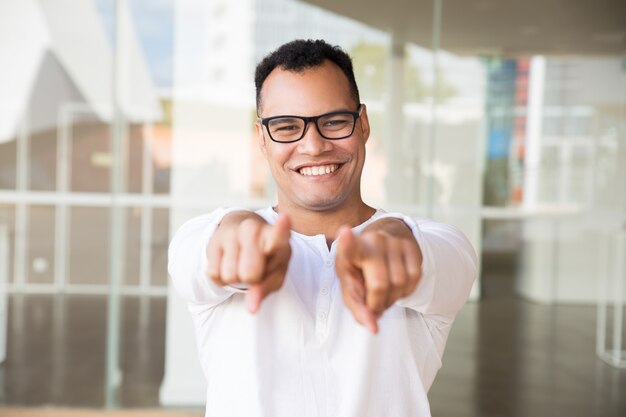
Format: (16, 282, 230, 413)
(336, 226, 361, 269)
(263, 214, 291, 255)
(337, 265, 379, 334)
(361, 238, 390, 315)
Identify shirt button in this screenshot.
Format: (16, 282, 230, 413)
(325, 259, 332, 267)
(320, 287, 328, 295)
(318, 312, 327, 321)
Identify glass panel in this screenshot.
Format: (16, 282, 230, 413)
(124, 207, 141, 287)
(0, 205, 14, 287)
(120, 206, 169, 288)
(118, 296, 167, 407)
(69, 120, 112, 194)
(69, 207, 109, 286)
(0, 141, 17, 191)
(27, 205, 55, 285)
(150, 207, 170, 287)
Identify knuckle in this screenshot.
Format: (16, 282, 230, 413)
(221, 273, 236, 283)
(402, 239, 419, 254)
(208, 273, 222, 285)
(238, 271, 259, 283)
(407, 268, 421, 281)
(360, 232, 380, 248)
(368, 279, 389, 293)
(392, 272, 407, 286)
(387, 237, 401, 250)
(238, 218, 261, 238)
(221, 263, 237, 282)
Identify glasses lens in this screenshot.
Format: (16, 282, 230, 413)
(267, 117, 305, 142)
(318, 113, 355, 139)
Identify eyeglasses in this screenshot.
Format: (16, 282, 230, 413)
(257, 105, 363, 143)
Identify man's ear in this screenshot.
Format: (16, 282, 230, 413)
(255, 121, 268, 158)
(359, 104, 371, 144)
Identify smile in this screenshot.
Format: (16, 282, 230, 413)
(298, 163, 339, 176)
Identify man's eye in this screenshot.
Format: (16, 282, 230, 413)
(274, 124, 300, 132)
(269, 118, 302, 134)
(323, 117, 351, 129)
(325, 120, 348, 126)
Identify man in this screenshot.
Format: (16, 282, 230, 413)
(169, 39, 476, 417)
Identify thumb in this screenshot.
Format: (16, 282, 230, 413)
(264, 214, 291, 255)
(245, 272, 283, 314)
(337, 226, 361, 268)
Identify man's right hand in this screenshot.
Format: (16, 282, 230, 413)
(206, 211, 292, 313)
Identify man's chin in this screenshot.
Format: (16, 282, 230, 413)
(294, 195, 348, 212)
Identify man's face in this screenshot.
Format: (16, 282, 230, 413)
(255, 61, 370, 214)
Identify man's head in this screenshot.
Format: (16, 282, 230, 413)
(254, 39, 370, 216)
(255, 39, 360, 113)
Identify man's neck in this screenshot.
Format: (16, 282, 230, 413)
(274, 200, 376, 245)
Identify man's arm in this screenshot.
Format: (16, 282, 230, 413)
(394, 217, 477, 318)
(168, 208, 292, 311)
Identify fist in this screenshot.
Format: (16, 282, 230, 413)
(206, 212, 292, 313)
(335, 218, 422, 334)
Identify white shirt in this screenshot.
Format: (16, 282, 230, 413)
(168, 207, 477, 417)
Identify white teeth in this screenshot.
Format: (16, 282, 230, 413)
(298, 164, 338, 176)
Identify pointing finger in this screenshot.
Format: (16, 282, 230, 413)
(361, 237, 390, 315)
(336, 264, 378, 334)
(336, 226, 361, 268)
(245, 269, 286, 313)
(345, 289, 378, 334)
(264, 214, 291, 255)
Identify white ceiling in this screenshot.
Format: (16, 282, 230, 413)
(303, 0, 626, 56)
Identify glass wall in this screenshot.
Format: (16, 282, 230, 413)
(0, 0, 173, 407)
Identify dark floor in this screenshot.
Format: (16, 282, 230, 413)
(0, 295, 167, 408)
(0, 283, 625, 416)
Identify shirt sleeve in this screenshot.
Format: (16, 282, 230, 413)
(167, 207, 251, 307)
(376, 213, 477, 320)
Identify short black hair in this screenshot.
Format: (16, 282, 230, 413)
(254, 39, 360, 112)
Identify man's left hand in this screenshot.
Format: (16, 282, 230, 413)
(335, 218, 423, 334)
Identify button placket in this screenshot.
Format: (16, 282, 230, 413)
(315, 258, 335, 339)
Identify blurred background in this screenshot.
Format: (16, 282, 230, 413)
(0, 0, 625, 416)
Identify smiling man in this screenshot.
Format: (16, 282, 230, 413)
(168, 39, 477, 417)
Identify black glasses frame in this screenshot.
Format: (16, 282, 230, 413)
(257, 104, 363, 143)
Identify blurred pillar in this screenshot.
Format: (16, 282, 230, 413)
(384, 35, 406, 204)
(0, 214, 9, 364)
(161, 0, 257, 406)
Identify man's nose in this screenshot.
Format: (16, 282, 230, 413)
(297, 122, 332, 155)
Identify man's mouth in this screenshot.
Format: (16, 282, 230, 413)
(297, 163, 340, 176)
